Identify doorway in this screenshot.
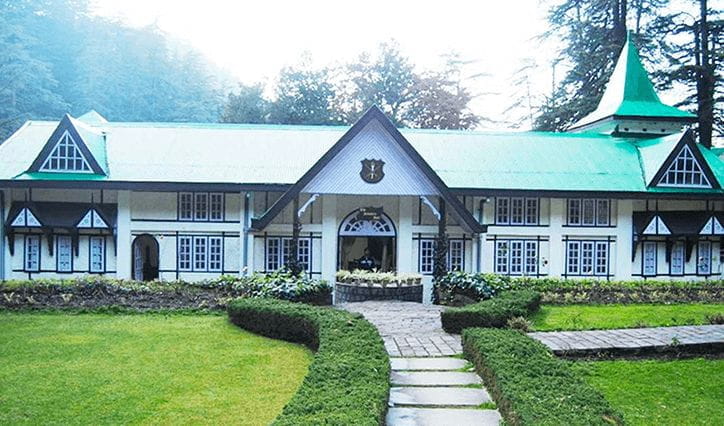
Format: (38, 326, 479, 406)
(132, 234, 159, 281)
(338, 209, 396, 272)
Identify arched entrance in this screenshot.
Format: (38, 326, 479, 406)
(132, 234, 159, 281)
(338, 209, 396, 272)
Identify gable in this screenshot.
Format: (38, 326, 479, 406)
(700, 215, 724, 235)
(642, 215, 670, 235)
(648, 131, 720, 189)
(303, 120, 439, 196)
(27, 114, 107, 176)
(76, 208, 109, 229)
(9, 208, 42, 227)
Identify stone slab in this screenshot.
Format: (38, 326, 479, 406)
(390, 387, 491, 407)
(386, 407, 501, 426)
(392, 371, 482, 386)
(391, 357, 468, 371)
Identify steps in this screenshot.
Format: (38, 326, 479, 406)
(386, 357, 501, 426)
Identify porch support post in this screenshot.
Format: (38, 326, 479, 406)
(288, 195, 302, 276)
(116, 190, 132, 279)
(397, 196, 413, 273)
(321, 195, 337, 296)
(432, 197, 448, 303)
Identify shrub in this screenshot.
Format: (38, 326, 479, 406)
(706, 313, 724, 324)
(463, 328, 623, 425)
(227, 298, 389, 425)
(335, 269, 422, 286)
(440, 290, 541, 333)
(434, 272, 723, 305)
(507, 316, 532, 332)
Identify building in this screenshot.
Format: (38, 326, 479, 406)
(0, 35, 722, 302)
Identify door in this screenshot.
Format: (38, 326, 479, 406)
(133, 242, 143, 281)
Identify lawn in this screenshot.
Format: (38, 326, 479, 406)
(0, 312, 312, 425)
(531, 303, 724, 331)
(572, 358, 724, 425)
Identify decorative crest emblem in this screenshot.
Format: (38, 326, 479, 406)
(360, 159, 385, 184)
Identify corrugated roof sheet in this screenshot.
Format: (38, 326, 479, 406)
(0, 118, 722, 194)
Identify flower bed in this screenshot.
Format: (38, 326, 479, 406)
(334, 270, 424, 303)
(0, 272, 332, 310)
(227, 298, 389, 425)
(435, 271, 723, 305)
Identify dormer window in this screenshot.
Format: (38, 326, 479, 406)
(657, 145, 711, 188)
(40, 130, 92, 172)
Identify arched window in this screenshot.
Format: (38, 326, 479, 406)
(339, 211, 396, 236)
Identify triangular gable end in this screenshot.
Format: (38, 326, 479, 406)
(642, 215, 670, 235)
(76, 208, 109, 229)
(651, 131, 720, 189)
(700, 216, 724, 235)
(27, 114, 106, 175)
(10, 208, 42, 227)
(250, 106, 485, 234)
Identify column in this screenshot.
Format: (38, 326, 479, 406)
(321, 195, 337, 290)
(243, 192, 255, 275)
(397, 196, 413, 273)
(548, 198, 565, 277)
(0, 189, 8, 280)
(615, 199, 634, 280)
(115, 190, 132, 279)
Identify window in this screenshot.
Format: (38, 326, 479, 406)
(495, 239, 538, 276)
(658, 145, 711, 188)
(671, 241, 685, 275)
(266, 237, 311, 272)
(193, 236, 207, 270)
(57, 235, 72, 272)
(210, 193, 224, 221)
(496, 197, 538, 225)
(449, 240, 464, 271)
(698, 241, 712, 275)
(567, 199, 611, 226)
(566, 240, 609, 276)
(420, 239, 435, 274)
(179, 192, 224, 221)
(179, 236, 192, 271)
(208, 237, 223, 272)
(39, 131, 92, 172)
(179, 193, 193, 220)
(25, 235, 40, 272)
(643, 242, 657, 276)
(89, 236, 104, 273)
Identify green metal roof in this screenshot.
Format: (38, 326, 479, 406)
(571, 32, 695, 131)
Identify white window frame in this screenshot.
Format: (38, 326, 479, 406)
(566, 240, 609, 276)
(670, 241, 685, 276)
(194, 193, 208, 221)
(495, 239, 538, 276)
(209, 193, 224, 222)
(25, 235, 40, 272)
(180, 192, 224, 222)
(419, 239, 435, 274)
(208, 236, 223, 272)
(193, 236, 207, 271)
(418, 238, 465, 274)
(658, 145, 711, 188)
(642, 241, 657, 276)
(56, 235, 72, 273)
(89, 236, 105, 273)
(697, 241, 712, 275)
(39, 130, 92, 173)
(567, 199, 611, 227)
(179, 193, 194, 221)
(178, 236, 192, 271)
(495, 197, 539, 225)
(448, 240, 464, 271)
(266, 237, 311, 272)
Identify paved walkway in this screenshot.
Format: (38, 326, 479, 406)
(529, 324, 724, 355)
(340, 301, 501, 426)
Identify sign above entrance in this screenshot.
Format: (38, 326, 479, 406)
(360, 159, 385, 183)
(356, 207, 384, 222)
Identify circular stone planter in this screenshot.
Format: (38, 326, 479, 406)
(335, 282, 423, 303)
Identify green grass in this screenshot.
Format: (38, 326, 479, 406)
(0, 312, 312, 425)
(572, 358, 724, 425)
(531, 303, 724, 331)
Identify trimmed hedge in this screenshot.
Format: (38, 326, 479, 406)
(435, 271, 723, 305)
(463, 328, 623, 425)
(227, 298, 389, 425)
(441, 290, 541, 333)
(0, 272, 332, 310)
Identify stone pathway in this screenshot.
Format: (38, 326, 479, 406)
(529, 324, 724, 355)
(340, 301, 501, 426)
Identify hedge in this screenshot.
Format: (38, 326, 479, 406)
(0, 272, 332, 310)
(435, 271, 723, 305)
(227, 298, 389, 425)
(463, 328, 623, 425)
(440, 290, 541, 333)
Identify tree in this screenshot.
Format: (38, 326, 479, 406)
(220, 83, 269, 124)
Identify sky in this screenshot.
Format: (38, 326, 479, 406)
(89, 0, 698, 130)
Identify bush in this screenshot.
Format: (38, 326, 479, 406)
(227, 298, 389, 425)
(434, 272, 724, 305)
(335, 270, 422, 286)
(440, 290, 541, 333)
(462, 328, 623, 425)
(0, 273, 332, 310)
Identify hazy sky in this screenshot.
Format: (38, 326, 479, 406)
(89, 1, 696, 130)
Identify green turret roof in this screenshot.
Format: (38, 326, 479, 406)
(570, 32, 695, 131)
